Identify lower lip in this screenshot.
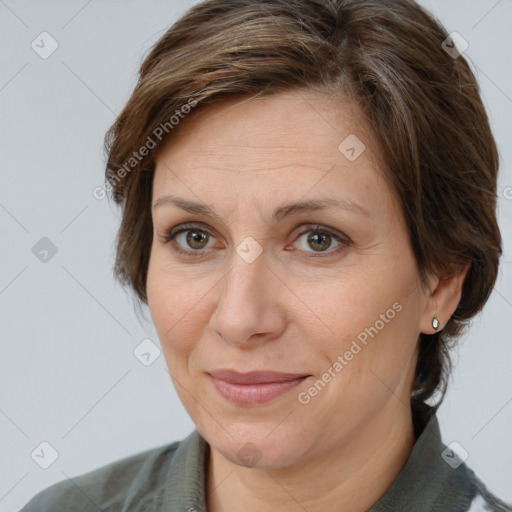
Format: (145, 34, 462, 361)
(210, 375, 308, 405)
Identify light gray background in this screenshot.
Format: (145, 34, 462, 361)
(1, 1, 511, 510)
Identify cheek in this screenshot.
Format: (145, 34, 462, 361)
(147, 251, 185, 348)
(146, 248, 212, 362)
(301, 261, 420, 381)
(291, 269, 399, 342)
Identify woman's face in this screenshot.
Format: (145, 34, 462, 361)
(147, 89, 433, 468)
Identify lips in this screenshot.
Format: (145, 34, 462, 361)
(209, 369, 309, 384)
(208, 369, 310, 405)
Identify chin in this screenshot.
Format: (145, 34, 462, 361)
(199, 418, 309, 469)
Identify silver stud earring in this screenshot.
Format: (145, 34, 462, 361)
(432, 316, 440, 330)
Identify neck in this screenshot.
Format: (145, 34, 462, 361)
(206, 402, 416, 512)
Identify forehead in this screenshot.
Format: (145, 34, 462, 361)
(152, 89, 396, 218)
(156, 89, 374, 163)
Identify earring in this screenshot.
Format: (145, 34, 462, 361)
(432, 316, 440, 330)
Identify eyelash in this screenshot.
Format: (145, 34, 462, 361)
(160, 222, 351, 259)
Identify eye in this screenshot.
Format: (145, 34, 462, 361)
(160, 222, 350, 258)
(291, 224, 349, 256)
(161, 223, 216, 257)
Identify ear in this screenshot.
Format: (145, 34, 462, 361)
(420, 261, 471, 335)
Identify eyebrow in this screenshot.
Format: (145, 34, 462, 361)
(153, 196, 371, 223)
(152, 195, 370, 222)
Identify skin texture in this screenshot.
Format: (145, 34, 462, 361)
(146, 89, 468, 512)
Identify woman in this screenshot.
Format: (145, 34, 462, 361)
(20, 0, 511, 511)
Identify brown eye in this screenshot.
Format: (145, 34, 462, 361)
(293, 225, 349, 256)
(183, 230, 210, 250)
(305, 232, 333, 252)
(162, 222, 350, 259)
(162, 224, 216, 257)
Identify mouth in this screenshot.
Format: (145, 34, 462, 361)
(208, 369, 311, 405)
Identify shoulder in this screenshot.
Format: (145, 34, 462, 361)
(429, 443, 512, 511)
(387, 405, 512, 512)
(18, 438, 183, 512)
(434, 459, 512, 512)
(468, 473, 512, 512)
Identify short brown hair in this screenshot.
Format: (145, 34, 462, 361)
(104, 0, 502, 413)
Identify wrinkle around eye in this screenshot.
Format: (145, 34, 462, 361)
(157, 221, 353, 259)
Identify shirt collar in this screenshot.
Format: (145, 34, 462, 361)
(161, 428, 209, 511)
(368, 404, 452, 511)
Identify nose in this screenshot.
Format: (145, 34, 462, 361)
(208, 247, 287, 348)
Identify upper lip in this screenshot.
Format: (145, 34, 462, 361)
(209, 369, 310, 385)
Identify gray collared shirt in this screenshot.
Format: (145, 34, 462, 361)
(19, 411, 511, 511)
